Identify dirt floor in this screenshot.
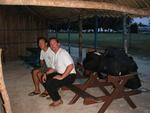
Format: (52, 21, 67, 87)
(2, 56, 150, 113)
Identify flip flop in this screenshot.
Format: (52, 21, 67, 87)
(39, 92, 48, 97)
(46, 96, 51, 100)
(28, 92, 40, 96)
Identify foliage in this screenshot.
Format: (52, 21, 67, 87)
(130, 23, 138, 33)
(48, 16, 133, 32)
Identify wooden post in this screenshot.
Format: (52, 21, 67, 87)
(0, 49, 12, 113)
(128, 24, 132, 49)
(79, 16, 83, 63)
(94, 15, 98, 50)
(123, 15, 128, 53)
(55, 25, 58, 38)
(67, 20, 71, 54)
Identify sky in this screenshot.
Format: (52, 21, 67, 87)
(133, 17, 150, 25)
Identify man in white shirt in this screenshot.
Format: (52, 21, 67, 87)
(42, 37, 76, 106)
(28, 37, 54, 96)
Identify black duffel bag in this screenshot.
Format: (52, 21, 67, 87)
(83, 47, 141, 89)
(125, 74, 141, 89)
(103, 47, 138, 75)
(102, 47, 141, 89)
(83, 51, 101, 72)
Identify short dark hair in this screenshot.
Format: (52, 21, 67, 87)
(37, 37, 48, 44)
(49, 37, 60, 43)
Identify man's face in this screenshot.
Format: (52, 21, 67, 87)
(39, 39, 47, 50)
(49, 39, 60, 53)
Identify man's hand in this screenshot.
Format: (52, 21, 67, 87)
(42, 73, 47, 83)
(53, 75, 63, 80)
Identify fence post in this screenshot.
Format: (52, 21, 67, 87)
(0, 48, 12, 113)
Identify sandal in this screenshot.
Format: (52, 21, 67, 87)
(46, 96, 51, 100)
(39, 92, 48, 97)
(28, 91, 40, 96)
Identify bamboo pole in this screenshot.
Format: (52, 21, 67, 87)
(67, 19, 71, 54)
(123, 15, 129, 54)
(94, 15, 98, 50)
(78, 16, 83, 63)
(0, 49, 12, 113)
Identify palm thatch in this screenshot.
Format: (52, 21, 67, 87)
(0, 0, 150, 24)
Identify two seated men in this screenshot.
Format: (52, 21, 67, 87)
(29, 37, 76, 106)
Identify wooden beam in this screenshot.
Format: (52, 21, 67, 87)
(0, 0, 150, 16)
(94, 15, 98, 50)
(78, 16, 83, 63)
(0, 49, 12, 113)
(67, 19, 71, 54)
(123, 15, 129, 54)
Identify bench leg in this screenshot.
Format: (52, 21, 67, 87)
(68, 94, 80, 104)
(124, 96, 136, 108)
(98, 97, 113, 113)
(98, 87, 120, 113)
(68, 75, 98, 104)
(99, 86, 110, 96)
(98, 75, 138, 113)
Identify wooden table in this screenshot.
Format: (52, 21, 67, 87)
(67, 72, 141, 113)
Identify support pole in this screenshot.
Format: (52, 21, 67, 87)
(55, 25, 58, 38)
(79, 16, 83, 63)
(123, 15, 128, 53)
(0, 49, 12, 113)
(67, 20, 71, 53)
(94, 15, 98, 50)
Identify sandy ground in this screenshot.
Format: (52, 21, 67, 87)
(2, 57, 150, 113)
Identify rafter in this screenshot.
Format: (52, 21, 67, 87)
(0, 0, 150, 16)
(142, 0, 150, 7)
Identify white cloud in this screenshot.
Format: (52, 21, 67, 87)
(133, 17, 150, 25)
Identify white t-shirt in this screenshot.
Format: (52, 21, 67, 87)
(40, 47, 55, 68)
(52, 48, 76, 74)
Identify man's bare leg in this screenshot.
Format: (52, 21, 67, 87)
(37, 72, 48, 97)
(32, 69, 41, 93)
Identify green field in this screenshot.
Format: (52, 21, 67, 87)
(49, 32, 150, 57)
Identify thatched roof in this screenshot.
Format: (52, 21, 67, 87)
(0, 0, 150, 23)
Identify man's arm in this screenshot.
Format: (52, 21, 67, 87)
(42, 68, 56, 83)
(40, 60, 45, 66)
(46, 68, 55, 74)
(61, 64, 74, 79)
(53, 64, 74, 80)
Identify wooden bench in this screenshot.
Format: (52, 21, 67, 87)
(66, 72, 141, 113)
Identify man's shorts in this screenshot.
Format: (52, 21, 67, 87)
(33, 64, 48, 74)
(40, 64, 48, 74)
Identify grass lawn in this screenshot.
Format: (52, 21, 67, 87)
(48, 32, 150, 57)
